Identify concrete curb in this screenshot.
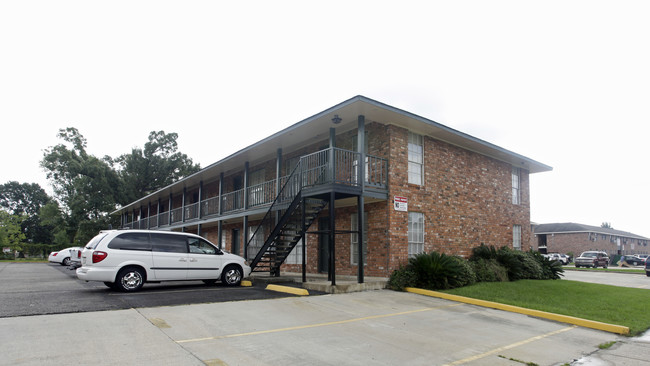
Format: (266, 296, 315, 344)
(405, 287, 630, 335)
(266, 284, 310, 296)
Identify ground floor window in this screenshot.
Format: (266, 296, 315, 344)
(408, 212, 424, 258)
(285, 239, 303, 264)
(351, 212, 368, 265)
(513, 224, 522, 250)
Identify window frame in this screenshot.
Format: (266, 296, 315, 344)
(408, 132, 424, 185)
(408, 212, 425, 258)
(513, 224, 522, 250)
(512, 167, 521, 205)
(350, 212, 368, 265)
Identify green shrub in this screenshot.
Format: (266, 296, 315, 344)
(387, 265, 417, 291)
(409, 252, 475, 290)
(471, 258, 509, 282)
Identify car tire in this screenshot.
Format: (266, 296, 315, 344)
(61, 257, 71, 266)
(104, 282, 117, 289)
(115, 267, 145, 292)
(221, 265, 243, 286)
(575, 265, 580, 268)
(646, 272, 650, 277)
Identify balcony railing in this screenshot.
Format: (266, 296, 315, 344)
(123, 148, 388, 229)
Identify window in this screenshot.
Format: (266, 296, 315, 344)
(408, 212, 424, 257)
(513, 225, 522, 250)
(512, 167, 520, 204)
(150, 233, 188, 253)
(408, 132, 423, 185)
(285, 239, 303, 264)
(188, 237, 217, 254)
(108, 232, 152, 251)
(351, 212, 368, 265)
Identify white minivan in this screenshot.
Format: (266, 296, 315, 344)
(77, 230, 251, 292)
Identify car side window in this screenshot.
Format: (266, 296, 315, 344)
(108, 233, 152, 251)
(150, 233, 188, 253)
(188, 238, 217, 255)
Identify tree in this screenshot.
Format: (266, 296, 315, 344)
(601, 222, 613, 229)
(0, 211, 26, 252)
(0, 181, 52, 243)
(41, 128, 122, 244)
(115, 130, 200, 204)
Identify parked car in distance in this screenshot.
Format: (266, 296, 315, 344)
(77, 230, 252, 292)
(547, 253, 569, 265)
(68, 247, 83, 269)
(619, 255, 645, 266)
(574, 251, 610, 268)
(48, 247, 81, 266)
(635, 254, 649, 262)
(646, 259, 650, 277)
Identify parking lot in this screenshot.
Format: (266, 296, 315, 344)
(0, 262, 303, 318)
(1, 262, 649, 365)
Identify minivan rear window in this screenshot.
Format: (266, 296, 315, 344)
(86, 232, 110, 249)
(108, 232, 153, 251)
(150, 233, 188, 253)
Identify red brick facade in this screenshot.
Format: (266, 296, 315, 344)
(197, 120, 531, 277)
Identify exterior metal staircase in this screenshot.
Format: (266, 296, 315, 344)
(246, 158, 328, 275)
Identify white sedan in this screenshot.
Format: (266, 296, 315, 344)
(48, 247, 82, 266)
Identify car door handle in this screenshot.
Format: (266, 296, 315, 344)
(190, 258, 197, 262)
(179, 258, 187, 262)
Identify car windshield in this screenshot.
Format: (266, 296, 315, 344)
(581, 252, 597, 258)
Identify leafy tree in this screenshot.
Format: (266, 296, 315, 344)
(41, 128, 122, 244)
(39, 201, 72, 246)
(0, 181, 52, 243)
(601, 222, 612, 229)
(0, 211, 26, 252)
(115, 130, 201, 204)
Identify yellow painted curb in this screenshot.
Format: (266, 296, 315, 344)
(406, 287, 629, 335)
(240, 280, 252, 287)
(266, 284, 309, 296)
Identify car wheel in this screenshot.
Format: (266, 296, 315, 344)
(575, 265, 580, 268)
(221, 265, 243, 286)
(202, 279, 217, 286)
(115, 267, 145, 292)
(646, 272, 650, 277)
(61, 257, 71, 266)
(104, 282, 116, 289)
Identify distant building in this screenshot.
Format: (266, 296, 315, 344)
(531, 222, 650, 257)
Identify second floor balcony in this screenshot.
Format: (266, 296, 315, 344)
(126, 147, 388, 230)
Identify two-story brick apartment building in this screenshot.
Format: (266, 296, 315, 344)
(531, 222, 650, 258)
(114, 96, 551, 284)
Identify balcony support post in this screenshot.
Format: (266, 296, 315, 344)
(357, 115, 366, 283)
(181, 187, 186, 223)
(168, 193, 173, 226)
(218, 173, 224, 215)
(198, 180, 203, 219)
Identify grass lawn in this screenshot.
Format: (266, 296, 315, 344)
(442, 279, 650, 336)
(0, 258, 48, 263)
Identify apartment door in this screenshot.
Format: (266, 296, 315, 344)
(318, 217, 330, 273)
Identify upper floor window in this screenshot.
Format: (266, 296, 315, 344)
(408, 132, 423, 185)
(512, 167, 520, 204)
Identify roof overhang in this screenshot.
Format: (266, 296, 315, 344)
(114, 95, 552, 214)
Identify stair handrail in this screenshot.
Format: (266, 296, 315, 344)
(245, 159, 303, 262)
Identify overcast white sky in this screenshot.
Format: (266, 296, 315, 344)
(1, 1, 648, 237)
